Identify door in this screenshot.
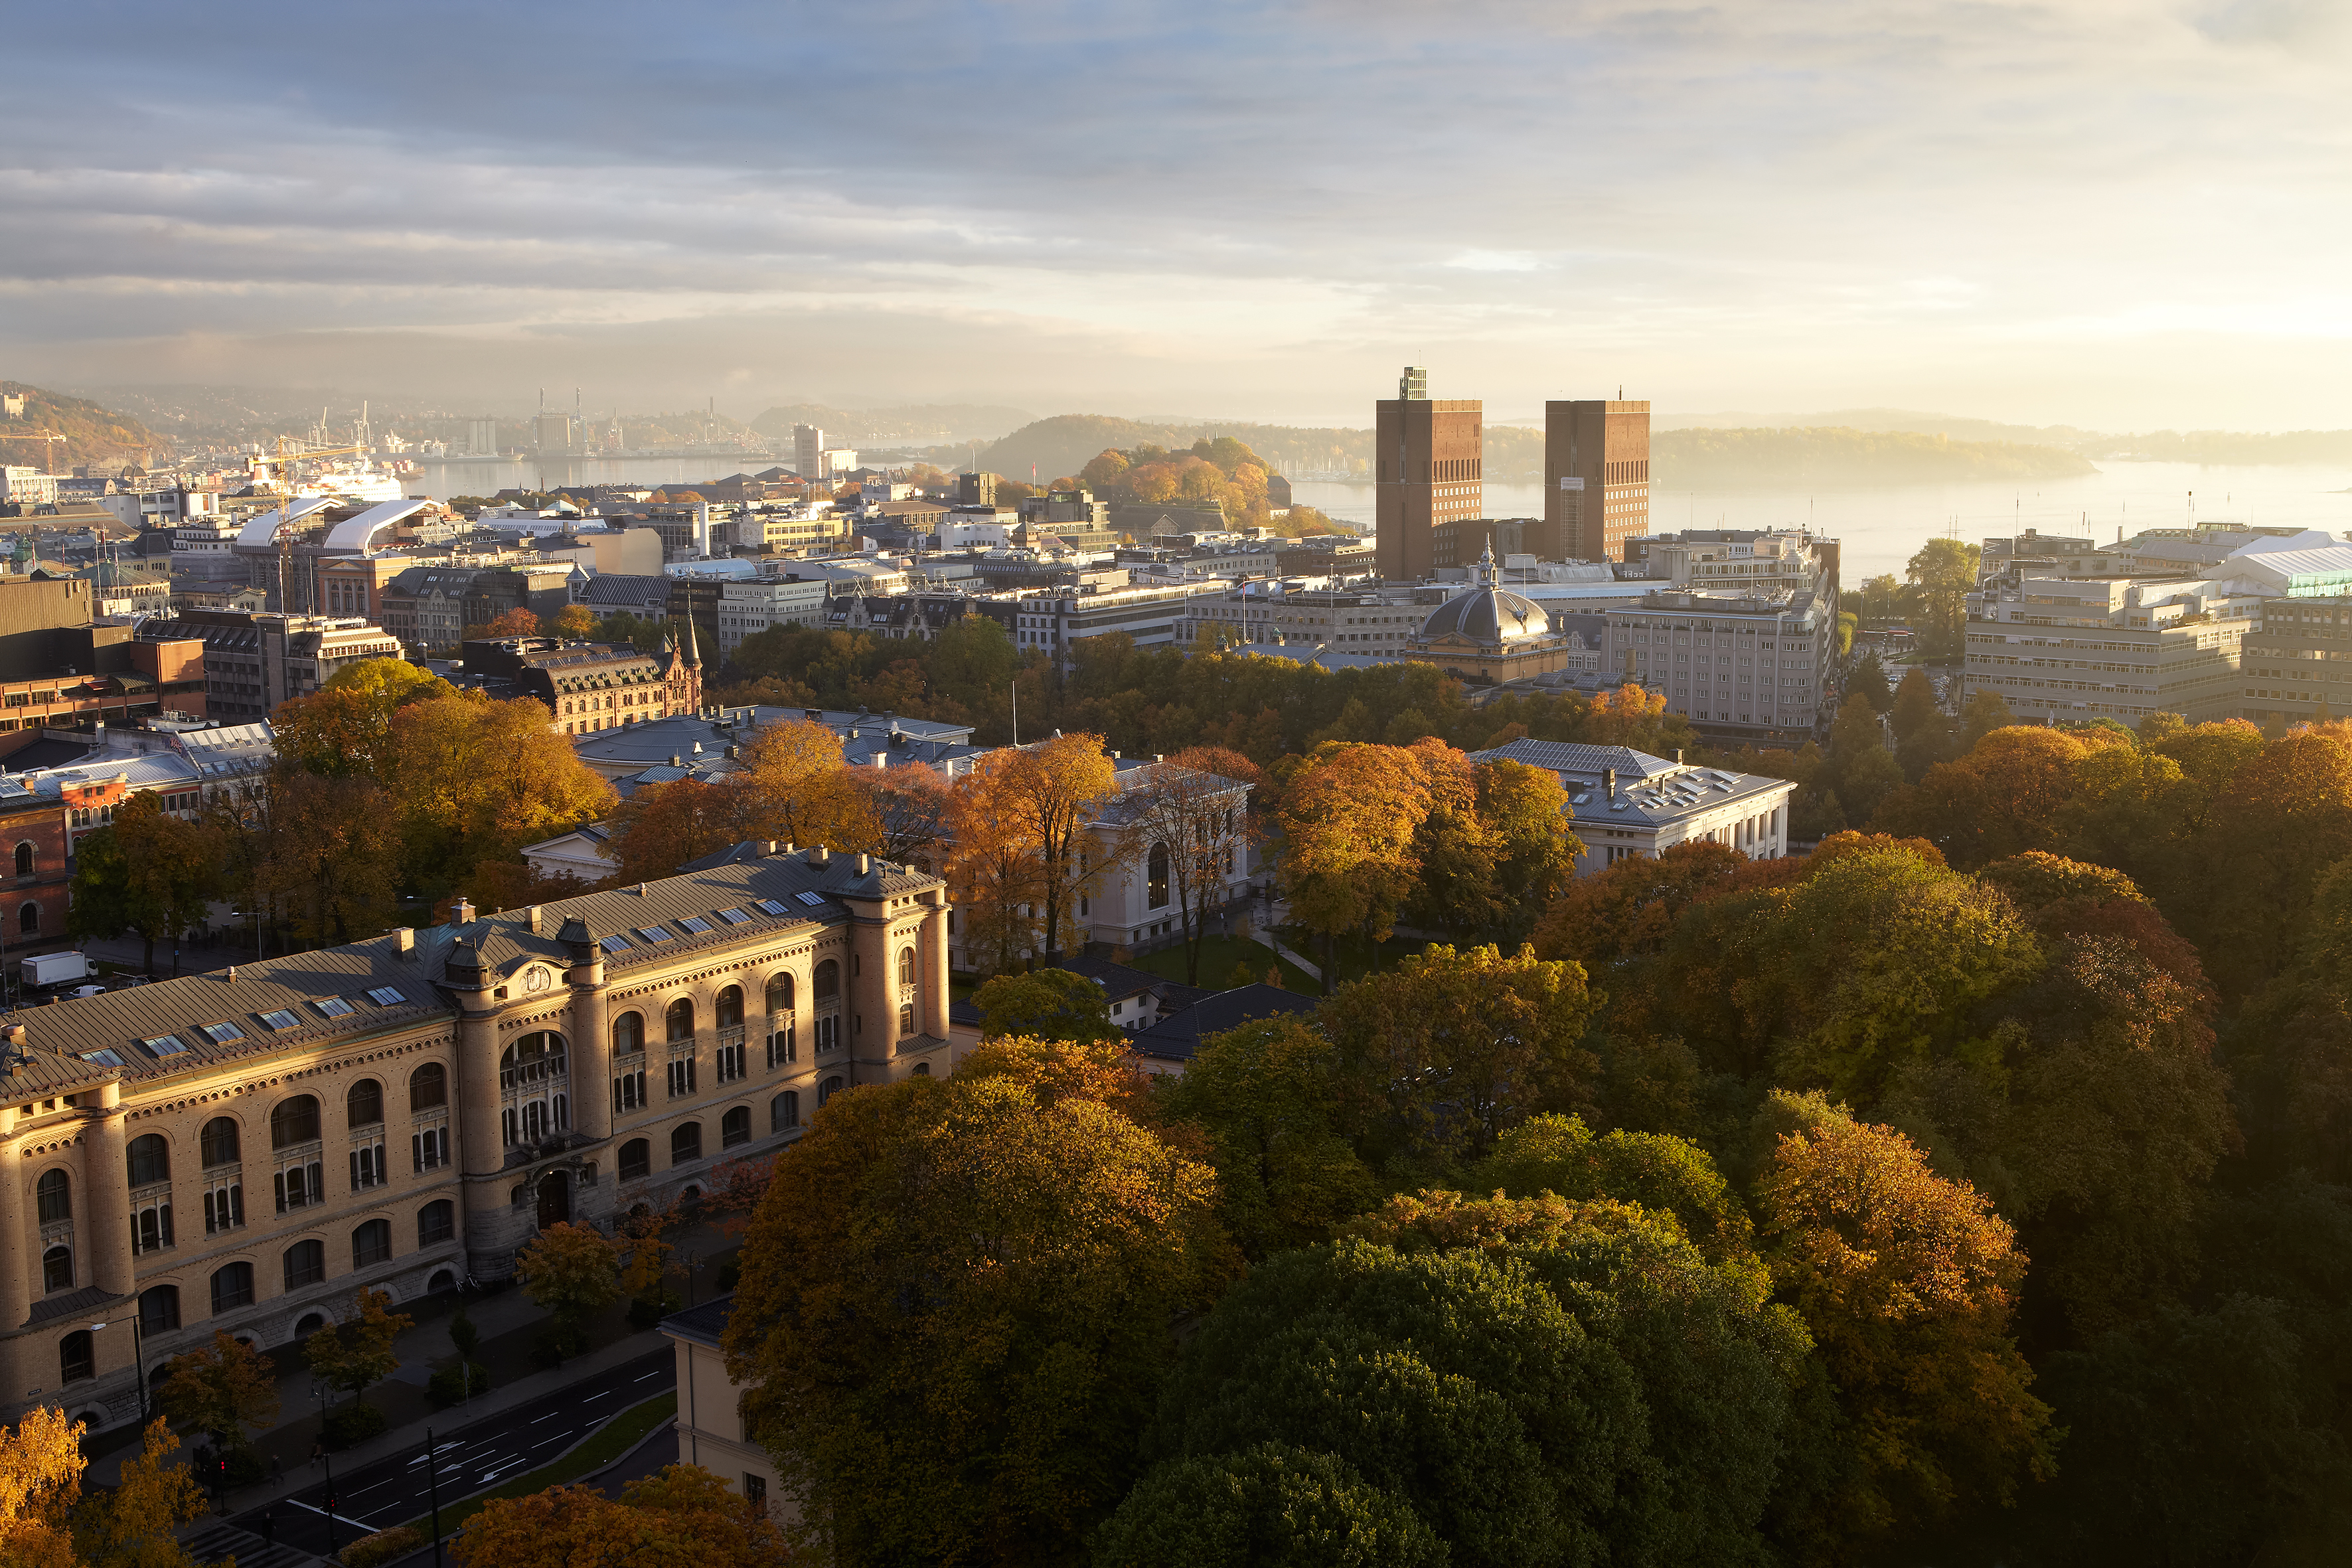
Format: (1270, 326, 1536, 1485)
(536, 1170, 570, 1229)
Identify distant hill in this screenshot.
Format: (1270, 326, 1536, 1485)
(0, 382, 167, 471)
(749, 403, 1034, 449)
(980, 416, 1372, 483)
(1654, 426, 2097, 488)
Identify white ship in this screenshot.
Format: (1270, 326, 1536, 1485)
(291, 458, 406, 504)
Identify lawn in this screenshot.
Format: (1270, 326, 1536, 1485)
(392, 1390, 678, 1543)
(1125, 933, 1321, 994)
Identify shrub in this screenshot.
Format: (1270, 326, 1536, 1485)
(341, 1525, 422, 1568)
(323, 1403, 389, 1447)
(426, 1362, 490, 1408)
(626, 1293, 682, 1330)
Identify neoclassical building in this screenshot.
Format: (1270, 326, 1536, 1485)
(1, 847, 949, 1431)
(1403, 543, 1579, 686)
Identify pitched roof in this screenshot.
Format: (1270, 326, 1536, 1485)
(1132, 983, 1317, 1062)
(659, 1293, 734, 1348)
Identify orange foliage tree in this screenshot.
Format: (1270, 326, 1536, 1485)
(455, 1464, 791, 1568)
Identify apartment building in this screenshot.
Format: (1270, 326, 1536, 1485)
(2231, 596, 2352, 726)
(134, 613, 403, 724)
(716, 578, 828, 655)
(1961, 569, 2265, 724)
(982, 581, 1216, 670)
(459, 631, 702, 735)
(0, 850, 950, 1434)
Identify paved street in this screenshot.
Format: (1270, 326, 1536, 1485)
(213, 1348, 674, 1561)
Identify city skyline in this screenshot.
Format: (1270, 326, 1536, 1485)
(2, 2, 2346, 431)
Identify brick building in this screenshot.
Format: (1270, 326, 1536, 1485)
(1374, 366, 1482, 582)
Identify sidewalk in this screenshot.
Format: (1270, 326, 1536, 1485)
(101, 1216, 741, 1508)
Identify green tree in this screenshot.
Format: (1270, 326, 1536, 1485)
(1888, 668, 1940, 743)
(157, 1332, 282, 1452)
(1961, 688, 2017, 747)
(304, 1288, 414, 1411)
(972, 968, 1120, 1043)
(1093, 1444, 1447, 1568)
(66, 793, 225, 974)
(1905, 538, 1981, 659)
(1847, 657, 1893, 713)
(724, 1068, 1226, 1565)
(514, 1223, 621, 1355)
(1478, 1113, 1756, 1261)
(1825, 694, 1901, 832)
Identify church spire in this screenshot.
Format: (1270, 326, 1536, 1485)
(680, 611, 701, 669)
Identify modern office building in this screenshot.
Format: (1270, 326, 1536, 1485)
(0, 851, 951, 1433)
(1599, 530, 1838, 742)
(793, 425, 824, 481)
(1960, 567, 2264, 724)
(2239, 596, 2352, 725)
(1543, 399, 1650, 562)
(1374, 367, 1482, 582)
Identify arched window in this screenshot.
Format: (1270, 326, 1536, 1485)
(619, 1139, 651, 1182)
(127, 1135, 169, 1187)
(670, 1123, 702, 1165)
(13, 842, 31, 876)
(613, 1011, 644, 1054)
(765, 973, 793, 1014)
(36, 1169, 68, 1223)
(716, 986, 744, 1029)
(42, 1247, 72, 1292)
(200, 1117, 240, 1166)
(283, 1240, 326, 1290)
(819, 1075, 844, 1106)
(913, 1061, 931, 1077)
(19, 902, 37, 934)
(210, 1262, 255, 1312)
(347, 1079, 383, 1128)
(665, 998, 694, 1042)
(295, 1312, 327, 1339)
(409, 1063, 446, 1112)
(139, 1285, 181, 1333)
(270, 1095, 321, 1148)
(418, 1200, 454, 1247)
(771, 1091, 799, 1132)
(897, 947, 915, 986)
(898, 1003, 914, 1037)
(814, 960, 839, 1002)
(352, 1219, 393, 1269)
(721, 1106, 751, 1147)
(1147, 842, 1170, 909)
(59, 1331, 93, 1385)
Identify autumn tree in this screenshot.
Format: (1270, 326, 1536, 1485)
(945, 747, 1045, 974)
(514, 1222, 621, 1355)
(996, 731, 1127, 959)
(304, 1288, 414, 1413)
(258, 768, 403, 949)
(1275, 741, 1449, 988)
(0, 1404, 84, 1568)
(1094, 1444, 1445, 1568)
(1753, 1092, 2053, 1553)
(1905, 537, 1980, 659)
(66, 792, 225, 975)
(724, 1065, 1225, 1565)
(70, 1419, 212, 1568)
(385, 693, 616, 896)
(853, 763, 951, 864)
(734, 717, 876, 852)
(1531, 840, 1750, 968)
(471, 606, 540, 639)
(609, 777, 748, 883)
(548, 603, 595, 640)
(275, 657, 455, 779)
(972, 968, 1119, 1044)
(1129, 747, 1260, 983)
(455, 1464, 793, 1568)
(157, 1332, 282, 1452)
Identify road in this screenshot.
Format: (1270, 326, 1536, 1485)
(204, 1348, 674, 1561)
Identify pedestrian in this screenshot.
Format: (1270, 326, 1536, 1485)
(258, 1508, 275, 1549)
(308, 1439, 324, 1470)
(269, 1451, 284, 1482)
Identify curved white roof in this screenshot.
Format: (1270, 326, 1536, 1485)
(323, 497, 432, 552)
(234, 496, 335, 548)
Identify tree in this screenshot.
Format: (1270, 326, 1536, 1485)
(1093, 1444, 1447, 1568)
(1478, 1113, 1757, 1261)
(1960, 688, 2017, 747)
(997, 731, 1127, 960)
(609, 777, 748, 884)
(70, 1418, 211, 1568)
(1847, 657, 1893, 714)
(945, 749, 1046, 975)
(1905, 538, 1980, 660)
(1826, 694, 1901, 824)
(455, 1464, 793, 1568)
(1530, 840, 1751, 967)
(724, 1069, 1225, 1565)
(854, 763, 951, 864)
(473, 607, 540, 639)
(1275, 741, 1450, 990)
(385, 693, 616, 895)
(157, 1332, 282, 1452)
(1752, 1092, 2053, 1553)
(549, 603, 595, 639)
(276, 658, 455, 780)
(1156, 1015, 1379, 1259)
(258, 769, 403, 949)
(1316, 943, 1600, 1168)
(0, 1404, 84, 1568)
(734, 718, 876, 852)
(1472, 757, 1579, 942)
(514, 1223, 621, 1354)
(1129, 747, 1260, 983)
(67, 793, 225, 974)
(972, 969, 1119, 1044)
(305, 1288, 414, 1411)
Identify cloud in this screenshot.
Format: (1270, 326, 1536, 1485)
(0, 1, 2343, 428)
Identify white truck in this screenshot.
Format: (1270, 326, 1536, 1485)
(22, 951, 90, 990)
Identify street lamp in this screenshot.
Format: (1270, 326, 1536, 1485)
(87, 1315, 147, 1425)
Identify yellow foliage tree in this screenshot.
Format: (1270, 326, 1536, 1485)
(455, 1464, 791, 1568)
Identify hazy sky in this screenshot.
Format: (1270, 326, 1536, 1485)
(4, 1, 2345, 429)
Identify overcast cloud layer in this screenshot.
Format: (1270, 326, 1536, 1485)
(3, 0, 2346, 428)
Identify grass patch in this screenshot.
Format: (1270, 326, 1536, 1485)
(1123, 934, 1320, 994)
(396, 1390, 676, 1541)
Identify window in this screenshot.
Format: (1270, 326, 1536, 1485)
(315, 996, 354, 1019)
(132, 1187, 174, 1253)
(671, 1123, 702, 1164)
(410, 1062, 447, 1112)
(755, 898, 789, 916)
(351, 1141, 386, 1191)
(275, 1158, 323, 1213)
(771, 1091, 799, 1133)
(679, 915, 713, 935)
(201, 1021, 246, 1044)
(716, 985, 744, 1028)
(814, 961, 839, 1002)
(637, 925, 675, 944)
(899, 1003, 914, 1037)
(258, 1009, 301, 1031)
(270, 1095, 320, 1148)
(819, 1075, 844, 1106)
(614, 1011, 644, 1054)
(347, 1079, 384, 1127)
(913, 1061, 931, 1077)
(419, 1200, 454, 1246)
(599, 934, 634, 955)
(128, 1134, 170, 1186)
(668, 1056, 696, 1098)
(210, 1263, 254, 1312)
(283, 1240, 327, 1291)
(36, 1169, 68, 1223)
(60, 1331, 94, 1385)
(42, 1246, 72, 1292)
(203, 1182, 244, 1235)
(720, 1106, 751, 1146)
(1147, 843, 1170, 908)
(412, 1127, 449, 1172)
(143, 1034, 189, 1058)
(744, 1473, 766, 1509)
(139, 1285, 181, 1334)
(619, 1139, 651, 1182)
(366, 986, 406, 1007)
(794, 891, 828, 908)
(898, 947, 915, 986)
(666, 998, 694, 1042)
(765, 973, 794, 1014)
(766, 1018, 795, 1068)
(716, 907, 750, 925)
(17, 904, 35, 935)
(353, 1219, 393, 1269)
(12, 842, 29, 875)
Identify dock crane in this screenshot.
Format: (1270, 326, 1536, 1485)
(245, 435, 368, 497)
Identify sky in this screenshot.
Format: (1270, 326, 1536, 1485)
(3, 0, 2347, 430)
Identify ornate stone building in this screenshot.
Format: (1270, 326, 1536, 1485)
(1403, 545, 1577, 686)
(0, 847, 948, 1431)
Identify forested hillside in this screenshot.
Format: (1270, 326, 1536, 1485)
(0, 380, 167, 469)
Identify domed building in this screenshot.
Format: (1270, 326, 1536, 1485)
(1403, 544, 1576, 684)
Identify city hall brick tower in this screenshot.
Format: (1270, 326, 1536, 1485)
(1375, 367, 1483, 582)
(1543, 398, 1651, 562)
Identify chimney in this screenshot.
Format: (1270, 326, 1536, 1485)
(393, 928, 414, 954)
(669, 755, 682, 767)
(810, 846, 830, 865)
(527, 905, 542, 935)
(451, 897, 474, 926)
(1674, 748, 1684, 766)
(1603, 767, 1617, 799)
(763, 840, 778, 855)
(857, 853, 870, 874)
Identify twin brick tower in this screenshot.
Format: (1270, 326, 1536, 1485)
(1373, 367, 1650, 581)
